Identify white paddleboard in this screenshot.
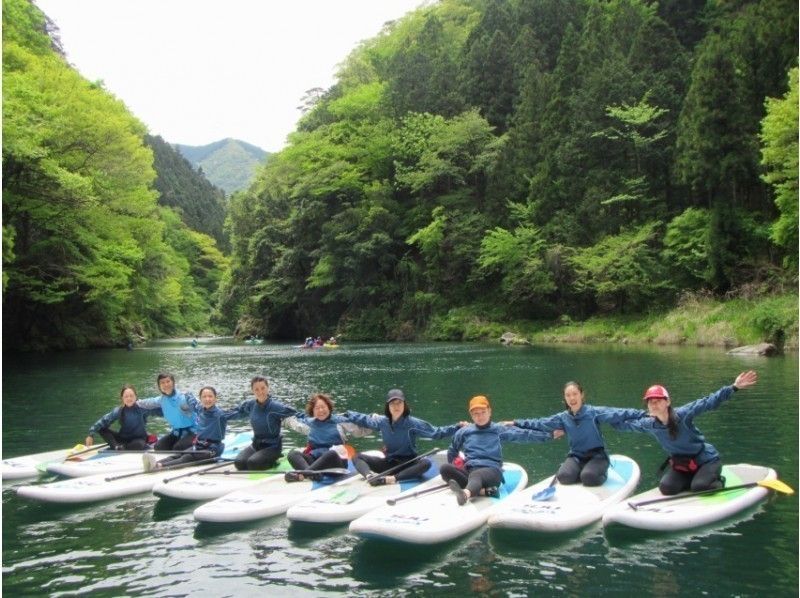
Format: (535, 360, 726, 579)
(2, 448, 85, 480)
(46, 432, 252, 478)
(152, 457, 293, 501)
(348, 462, 528, 544)
(287, 451, 447, 524)
(601, 463, 776, 532)
(487, 454, 640, 532)
(194, 465, 358, 523)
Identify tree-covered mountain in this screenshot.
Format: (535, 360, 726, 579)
(219, 0, 798, 343)
(146, 134, 228, 250)
(2, 0, 228, 350)
(174, 138, 269, 194)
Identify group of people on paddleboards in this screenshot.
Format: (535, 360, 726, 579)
(84, 369, 758, 503)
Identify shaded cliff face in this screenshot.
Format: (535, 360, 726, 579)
(175, 138, 270, 194)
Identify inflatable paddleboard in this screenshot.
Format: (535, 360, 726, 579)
(601, 463, 776, 532)
(16, 434, 253, 504)
(194, 463, 358, 523)
(487, 454, 640, 532)
(348, 462, 528, 544)
(46, 432, 251, 478)
(287, 451, 446, 524)
(152, 457, 293, 501)
(2, 447, 94, 480)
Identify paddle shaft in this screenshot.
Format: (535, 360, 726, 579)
(66, 443, 110, 459)
(104, 456, 218, 481)
(629, 481, 769, 509)
(366, 447, 439, 484)
(162, 460, 232, 483)
(386, 482, 449, 506)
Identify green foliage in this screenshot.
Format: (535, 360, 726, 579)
(661, 207, 711, 287)
(760, 67, 798, 267)
(175, 138, 268, 194)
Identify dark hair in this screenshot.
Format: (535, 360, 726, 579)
(199, 386, 218, 398)
(156, 373, 175, 389)
(250, 375, 268, 388)
(306, 393, 334, 417)
(119, 384, 137, 427)
(563, 381, 584, 411)
(642, 397, 680, 439)
(385, 399, 411, 421)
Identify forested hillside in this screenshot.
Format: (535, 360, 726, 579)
(175, 138, 268, 194)
(147, 134, 228, 249)
(2, 0, 228, 350)
(220, 0, 798, 343)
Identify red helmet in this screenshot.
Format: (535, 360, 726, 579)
(643, 384, 670, 400)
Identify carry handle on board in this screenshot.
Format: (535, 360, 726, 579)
(386, 482, 449, 506)
(104, 456, 218, 481)
(628, 478, 794, 510)
(363, 447, 439, 484)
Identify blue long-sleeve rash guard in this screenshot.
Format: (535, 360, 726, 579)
(344, 411, 459, 459)
(138, 389, 197, 435)
(614, 385, 737, 464)
(293, 413, 350, 459)
(514, 404, 644, 459)
(447, 422, 551, 471)
(88, 404, 152, 439)
(230, 395, 297, 449)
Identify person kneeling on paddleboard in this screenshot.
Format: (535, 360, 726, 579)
(442, 395, 552, 506)
(138, 373, 198, 451)
(615, 370, 758, 495)
(143, 386, 235, 471)
(504, 381, 643, 487)
(85, 384, 153, 451)
(282, 393, 370, 482)
(344, 388, 462, 486)
(227, 376, 298, 471)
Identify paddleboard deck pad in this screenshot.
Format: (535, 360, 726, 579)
(601, 463, 776, 532)
(488, 454, 640, 533)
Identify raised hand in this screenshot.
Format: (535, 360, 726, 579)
(734, 370, 758, 389)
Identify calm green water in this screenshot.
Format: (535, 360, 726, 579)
(2, 341, 798, 596)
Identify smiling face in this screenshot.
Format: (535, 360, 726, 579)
(199, 387, 217, 408)
(121, 387, 137, 407)
(158, 377, 175, 396)
(251, 380, 269, 403)
(563, 383, 585, 413)
(469, 407, 492, 426)
(646, 397, 670, 420)
(312, 398, 331, 420)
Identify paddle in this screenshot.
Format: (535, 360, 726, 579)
(65, 443, 109, 460)
(386, 482, 449, 506)
(364, 447, 440, 484)
(104, 457, 218, 481)
(628, 478, 795, 510)
(532, 472, 559, 501)
(161, 460, 232, 483)
(288, 468, 351, 476)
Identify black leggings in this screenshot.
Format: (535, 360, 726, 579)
(234, 444, 282, 471)
(287, 449, 345, 472)
(353, 453, 431, 481)
(98, 429, 148, 451)
(154, 432, 196, 452)
(659, 459, 723, 495)
(557, 453, 609, 487)
(440, 463, 503, 497)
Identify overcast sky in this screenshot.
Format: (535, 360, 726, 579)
(34, 0, 428, 152)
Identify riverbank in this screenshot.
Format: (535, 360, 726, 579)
(424, 291, 799, 350)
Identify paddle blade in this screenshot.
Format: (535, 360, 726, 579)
(759, 479, 795, 494)
(532, 485, 556, 501)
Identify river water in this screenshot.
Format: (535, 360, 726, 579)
(2, 340, 797, 596)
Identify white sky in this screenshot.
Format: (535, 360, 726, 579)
(33, 0, 428, 152)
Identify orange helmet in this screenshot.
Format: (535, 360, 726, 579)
(643, 384, 670, 400)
